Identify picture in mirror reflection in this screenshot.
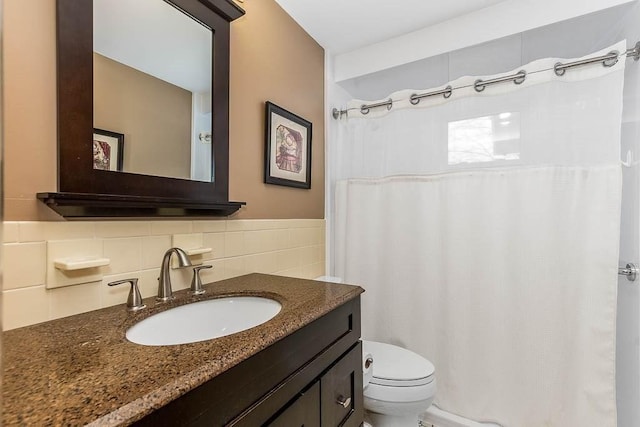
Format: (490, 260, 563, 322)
(93, 128, 124, 171)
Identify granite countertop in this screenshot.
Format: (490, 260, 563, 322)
(2, 273, 363, 426)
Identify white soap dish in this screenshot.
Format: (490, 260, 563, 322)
(185, 247, 212, 256)
(54, 256, 111, 271)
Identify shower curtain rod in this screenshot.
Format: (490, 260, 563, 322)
(331, 41, 640, 119)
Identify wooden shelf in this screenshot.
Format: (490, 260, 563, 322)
(37, 192, 245, 218)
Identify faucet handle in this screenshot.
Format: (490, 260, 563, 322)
(190, 265, 212, 296)
(108, 278, 146, 312)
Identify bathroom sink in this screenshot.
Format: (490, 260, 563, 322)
(126, 296, 282, 346)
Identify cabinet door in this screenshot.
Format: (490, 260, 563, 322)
(267, 381, 320, 427)
(320, 343, 364, 427)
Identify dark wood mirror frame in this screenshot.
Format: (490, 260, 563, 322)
(38, 0, 246, 218)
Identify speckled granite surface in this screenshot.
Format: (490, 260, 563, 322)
(2, 273, 363, 426)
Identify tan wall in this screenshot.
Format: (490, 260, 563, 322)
(3, 0, 57, 220)
(2, 0, 325, 221)
(94, 53, 192, 180)
(229, 1, 325, 219)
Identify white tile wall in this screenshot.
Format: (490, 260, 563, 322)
(202, 232, 225, 257)
(142, 235, 172, 269)
(95, 221, 152, 238)
(49, 281, 102, 320)
(4, 242, 46, 290)
(3, 222, 19, 243)
(192, 220, 226, 233)
(2, 219, 326, 330)
(103, 237, 143, 275)
(17, 222, 46, 242)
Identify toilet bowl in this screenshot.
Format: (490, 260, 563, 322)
(363, 340, 436, 427)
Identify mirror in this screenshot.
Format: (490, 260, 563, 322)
(47, 0, 245, 217)
(93, 0, 213, 182)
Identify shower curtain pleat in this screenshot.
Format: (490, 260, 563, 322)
(336, 167, 621, 426)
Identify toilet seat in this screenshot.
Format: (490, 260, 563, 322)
(362, 340, 436, 403)
(363, 340, 435, 387)
(371, 374, 435, 387)
(365, 378, 437, 403)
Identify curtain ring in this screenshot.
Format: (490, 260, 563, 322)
(474, 79, 485, 92)
(602, 51, 619, 67)
(443, 85, 453, 98)
(513, 70, 526, 85)
(360, 105, 370, 115)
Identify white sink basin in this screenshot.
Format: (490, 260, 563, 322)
(126, 296, 282, 346)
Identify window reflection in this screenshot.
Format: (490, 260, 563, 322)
(448, 112, 520, 165)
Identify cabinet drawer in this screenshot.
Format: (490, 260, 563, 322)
(321, 342, 363, 427)
(268, 382, 320, 427)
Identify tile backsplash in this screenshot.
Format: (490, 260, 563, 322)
(2, 219, 326, 330)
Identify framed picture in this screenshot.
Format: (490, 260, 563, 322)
(93, 128, 124, 171)
(264, 101, 312, 189)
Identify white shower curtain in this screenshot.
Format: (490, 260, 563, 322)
(333, 42, 627, 426)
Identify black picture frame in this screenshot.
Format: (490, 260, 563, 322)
(264, 101, 312, 189)
(93, 128, 124, 172)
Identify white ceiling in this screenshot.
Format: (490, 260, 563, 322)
(274, 0, 508, 54)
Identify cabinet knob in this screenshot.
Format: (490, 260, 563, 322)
(108, 278, 146, 312)
(336, 395, 351, 408)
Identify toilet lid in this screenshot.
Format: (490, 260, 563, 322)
(363, 340, 435, 387)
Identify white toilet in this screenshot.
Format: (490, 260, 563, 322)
(362, 340, 436, 427)
(313, 276, 437, 426)
(313, 277, 501, 427)
(361, 341, 502, 427)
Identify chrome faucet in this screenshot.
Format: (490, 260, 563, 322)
(108, 278, 146, 312)
(157, 247, 192, 302)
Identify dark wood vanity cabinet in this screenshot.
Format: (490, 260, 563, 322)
(135, 297, 363, 427)
(267, 343, 362, 427)
(269, 382, 321, 427)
